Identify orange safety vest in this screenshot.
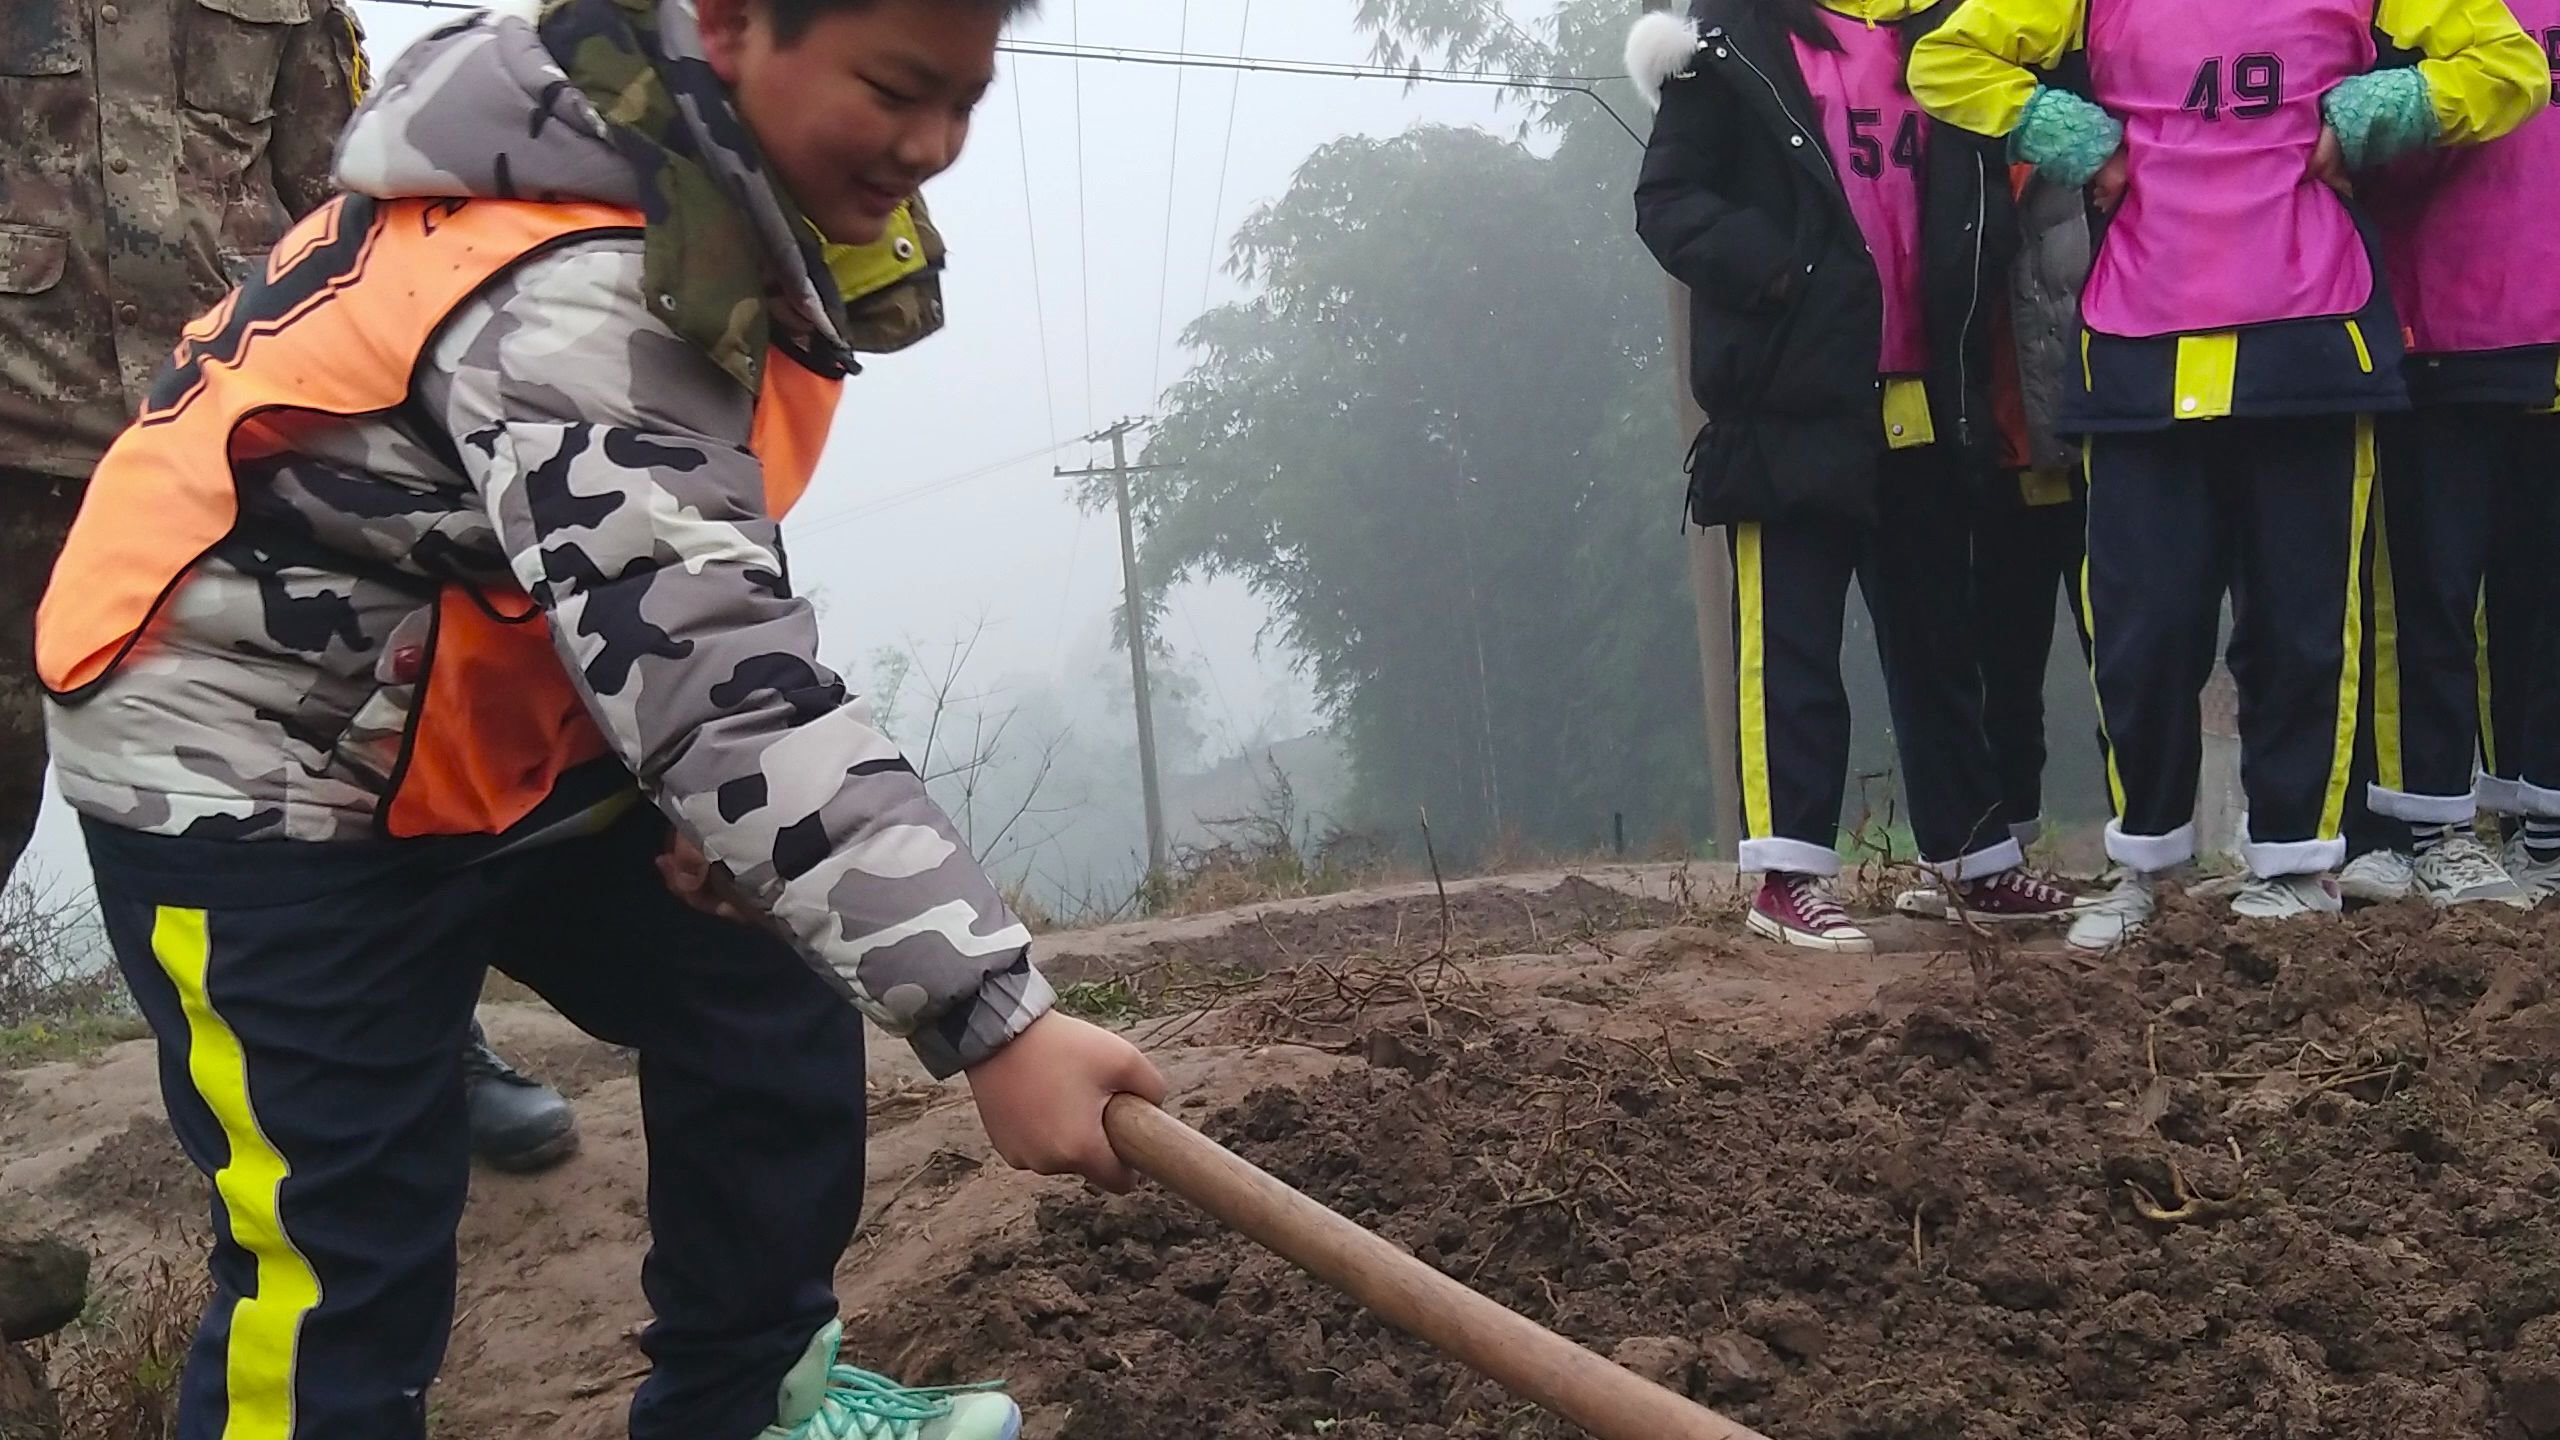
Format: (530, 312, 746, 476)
(36, 195, 843, 838)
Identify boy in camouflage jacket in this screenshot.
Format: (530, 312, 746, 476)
(36, 1, 1160, 1437)
(0, 0, 590, 1173)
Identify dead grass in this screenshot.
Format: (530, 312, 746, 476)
(0, 877, 134, 1071)
(1052, 975, 1147, 1023)
(1138, 764, 1399, 919)
(34, 1253, 206, 1440)
(0, 1013, 151, 1069)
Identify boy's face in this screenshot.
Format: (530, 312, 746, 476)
(700, 0, 999, 246)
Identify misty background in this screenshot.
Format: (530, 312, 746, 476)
(15, 0, 2109, 919)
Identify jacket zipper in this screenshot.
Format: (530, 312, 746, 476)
(1955, 152, 1985, 450)
(1708, 28, 1840, 191)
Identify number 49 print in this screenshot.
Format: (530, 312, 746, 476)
(2183, 53, 2285, 120)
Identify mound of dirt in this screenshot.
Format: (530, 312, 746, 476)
(51, 1119, 194, 1228)
(847, 896, 2560, 1439)
(1054, 879, 1690, 985)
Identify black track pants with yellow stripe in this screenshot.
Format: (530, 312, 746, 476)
(2347, 406, 2560, 850)
(1728, 443, 2020, 880)
(2081, 415, 2374, 878)
(2488, 471, 2560, 819)
(1971, 482, 2098, 842)
(86, 807, 870, 1440)
(2385, 409, 2560, 825)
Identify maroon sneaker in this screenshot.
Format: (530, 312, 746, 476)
(1746, 872, 1874, 952)
(1953, 867, 2087, 924)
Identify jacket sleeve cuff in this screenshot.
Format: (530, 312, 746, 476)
(2324, 68, 2441, 171)
(905, 949, 1057, 1080)
(2006, 86, 2123, 189)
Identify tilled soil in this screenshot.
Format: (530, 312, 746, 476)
(849, 896, 2560, 1440)
(1040, 879, 1693, 987)
(50, 1118, 196, 1229)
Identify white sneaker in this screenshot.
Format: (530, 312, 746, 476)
(2337, 849, 2416, 904)
(2412, 834, 2527, 908)
(2230, 873, 2344, 920)
(2066, 871, 2158, 955)
(2503, 837, 2560, 906)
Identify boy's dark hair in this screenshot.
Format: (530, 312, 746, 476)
(767, 0, 1038, 44)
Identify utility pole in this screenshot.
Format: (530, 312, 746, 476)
(1059, 419, 1172, 875)
(1646, 0, 1743, 864)
(1671, 296, 1743, 865)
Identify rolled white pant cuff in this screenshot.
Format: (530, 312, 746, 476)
(2105, 820, 2196, 873)
(2364, 784, 2476, 825)
(2477, 773, 2560, 820)
(1927, 837, 2026, 883)
(2242, 823, 2345, 878)
(2010, 817, 2044, 848)
(1739, 836, 1841, 877)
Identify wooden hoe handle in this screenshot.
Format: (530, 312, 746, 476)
(1103, 1095, 1775, 1440)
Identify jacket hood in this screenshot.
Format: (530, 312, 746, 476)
(1625, 12, 1700, 111)
(334, 0, 851, 387)
(1627, 0, 1937, 110)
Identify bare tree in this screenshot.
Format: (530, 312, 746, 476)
(871, 622, 1084, 875)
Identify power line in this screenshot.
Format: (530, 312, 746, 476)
(1009, 64, 1063, 457)
(352, 1, 1642, 143)
(787, 438, 1070, 540)
(1175, 595, 1246, 759)
(1048, 509, 1089, 654)
(1147, 0, 1195, 408)
(999, 38, 1623, 86)
(353, 0, 1626, 85)
(1068, 0, 1098, 437)
(1195, 0, 1253, 324)
(1483, 0, 1555, 66)
(1000, 40, 1642, 143)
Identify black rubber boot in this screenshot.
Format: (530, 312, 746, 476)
(464, 1020, 580, 1173)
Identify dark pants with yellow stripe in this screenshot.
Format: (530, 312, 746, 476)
(1972, 480, 2095, 842)
(2345, 407, 2560, 854)
(2083, 416, 2373, 876)
(86, 808, 869, 1440)
(2474, 410, 2560, 821)
(1729, 443, 2021, 880)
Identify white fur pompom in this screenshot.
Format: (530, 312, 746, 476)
(1624, 11, 1702, 112)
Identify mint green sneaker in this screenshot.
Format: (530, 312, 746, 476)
(757, 1321, 1018, 1440)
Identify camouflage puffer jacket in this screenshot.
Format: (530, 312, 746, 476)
(45, 0, 1049, 1077)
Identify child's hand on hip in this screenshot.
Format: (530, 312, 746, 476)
(2309, 126, 2352, 198)
(656, 831, 756, 924)
(2089, 147, 2130, 214)
(967, 1012, 1169, 1193)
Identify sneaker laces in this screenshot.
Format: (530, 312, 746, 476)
(2234, 873, 2328, 911)
(1781, 874, 1853, 929)
(2425, 836, 2507, 889)
(791, 1365, 1007, 1440)
(1972, 868, 2075, 907)
(2087, 874, 2154, 917)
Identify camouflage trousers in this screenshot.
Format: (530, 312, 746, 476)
(0, 470, 83, 886)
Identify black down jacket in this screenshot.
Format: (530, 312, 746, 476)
(1633, 0, 2016, 527)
